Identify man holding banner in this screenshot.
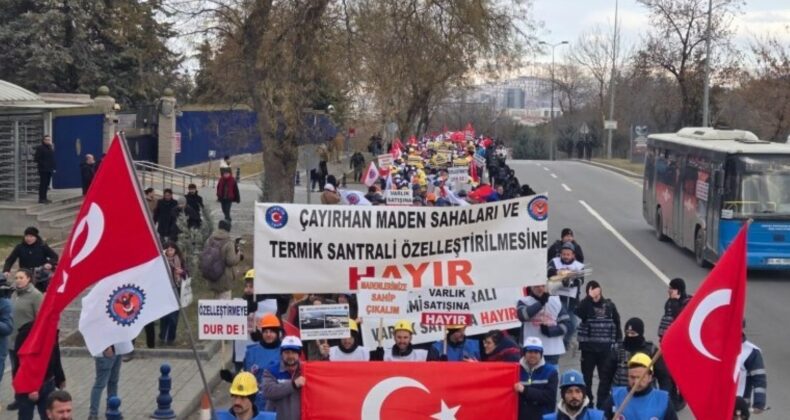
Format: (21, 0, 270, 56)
(431, 325, 481, 362)
(383, 320, 439, 362)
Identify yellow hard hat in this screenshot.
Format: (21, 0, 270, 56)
(394, 320, 414, 334)
(628, 353, 653, 372)
(349, 319, 359, 333)
(230, 372, 258, 396)
(244, 269, 255, 280)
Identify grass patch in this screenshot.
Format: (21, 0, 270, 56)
(592, 158, 645, 176)
(0, 236, 21, 263)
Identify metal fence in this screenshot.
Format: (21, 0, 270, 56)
(0, 114, 44, 201)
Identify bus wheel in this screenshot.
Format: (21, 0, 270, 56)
(695, 227, 709, 267)
(655, 210, 667, 241)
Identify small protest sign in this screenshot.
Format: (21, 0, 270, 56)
(299, 304, 351, 340)
(198, 299, 249, 340)
(417, 288, 473, 326)
(447, 167, 468, 185)
(385, 190, 413, 206)
(377, 154, 393, 169)
(357, 279, 409, 318)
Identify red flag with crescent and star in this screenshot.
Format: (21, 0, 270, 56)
(661, 223, 748, 420)
(302, 362, 518, 420)
(14, 134, 178, 393)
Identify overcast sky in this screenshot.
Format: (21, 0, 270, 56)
(530, 0, 790, 62)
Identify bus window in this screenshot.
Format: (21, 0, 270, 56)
(724, 156, 790, 216)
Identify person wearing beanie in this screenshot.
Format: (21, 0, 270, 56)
(547, 240, 585, 350)
(153, 188, 178, 243)
(320, 182, 341, 205)
(606, 318, 671, 400)
(575, 281, 621, 409)
(217, 170, 240, 222)
(544, 369, 605, 420)
(430, 325, 481, 361)
(547, 228, 585, 263)
(3, 226, 59, 293)
(185, 183, 204, 226)
(658, 278, 692, 340)
(514, 336, 559, 420)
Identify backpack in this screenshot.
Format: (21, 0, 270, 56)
(199, 237, 227, 282)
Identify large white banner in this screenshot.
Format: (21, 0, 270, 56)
(254, 195, 549, 293)
(360, 287, 524, 349)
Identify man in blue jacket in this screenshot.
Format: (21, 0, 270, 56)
(431, 325, 480, 361)
(514, 337, 559, 420)
(603, 353, 677, 420)
(544, 369, 604, 420)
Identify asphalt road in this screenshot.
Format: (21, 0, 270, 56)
(512, 159, 786, 419)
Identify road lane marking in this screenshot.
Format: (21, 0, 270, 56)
(578, 200, 670, 285)
(543, 167, 550, 171)
(562, 183, 572, 192)
(550, 173, 558, 179)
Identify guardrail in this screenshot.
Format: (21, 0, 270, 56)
(134, 161, 197, 195)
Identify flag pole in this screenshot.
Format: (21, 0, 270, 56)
(119, 133, 217, 419)
(612, 348, 663, 419)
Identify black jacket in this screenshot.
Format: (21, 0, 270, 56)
(547, 239, 585, 263)
(33, 143, 56, 172)
(186, 193, 204, 214)
(13, 322, 66, 390)
(153, 198, 178, 235)
(3, 238, 58, 273)
(575, 297, 622, 352)
(80, 162, 96, 191)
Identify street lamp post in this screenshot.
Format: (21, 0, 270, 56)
(540, 40, 569, 160)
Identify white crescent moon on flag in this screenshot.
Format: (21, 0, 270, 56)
(688, 288, 732, 362)
(361, 376, 430, 420)
(70, 202, 105, 267)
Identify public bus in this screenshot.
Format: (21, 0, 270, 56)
(643, 127, 790, 269)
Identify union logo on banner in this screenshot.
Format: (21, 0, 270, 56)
(106, 284, 146, 326)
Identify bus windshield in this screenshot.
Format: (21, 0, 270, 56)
(726, 156, 790, 216)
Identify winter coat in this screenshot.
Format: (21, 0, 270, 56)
(262, 362, 302, 420)
(217, 175, 240, 203)
(737, 339, 767, 410)
(543, 401, 605, 420)
(214, 407, 273, 420)
(483, 335, 521, 362)
(431, 338, 481, 361)
(168, 205, 201, 239)
(10, 282, 42, 348)
(518, 357, 559, 420)
(603, 386, 677, 420)
(205, 229, 240, 294)
(575, 297, 621, 352)
(186, 192, 204, 214)
(33, 143, 56, 172)
(80, 162, 96, 192)
(547, 240, 584, 263)
(607, 339, 671, 392)
(657, 295, 691, 339)
(153, 198, 178, 236)
(517, 294, 570, 356)
(350, 152, 366, 170)
(245, 341, 282, 411)
(3, 237, 59, 273)
(0, 297, 12, 373)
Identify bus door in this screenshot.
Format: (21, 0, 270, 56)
(707, 166, 724, 261)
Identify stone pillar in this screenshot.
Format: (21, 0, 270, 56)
(157, 88, 177, 168)
(93, 86, 117, 152)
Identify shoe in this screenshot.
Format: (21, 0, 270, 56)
(38, 200, 47, 204)
(122, 351, 134, 362)
(88, 414, 99, 420)
(7, 401, 18, 410)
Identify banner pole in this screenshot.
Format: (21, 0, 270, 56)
(120, 132, 217, 419)
(377, 318, 384, 348)
(443, 326, 448, 356)
(612, 348, 663, 419)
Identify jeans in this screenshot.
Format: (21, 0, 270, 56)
(0, 337, 6, 385)
(159, 311, 179, 343)
(559, 296, 578, 349)
(580, 349, 613, 408)
(220, 200, 233, 221)
(38, 170, 52, 202)
(18, 378, 55, 420)
(90, 354, 122, 416)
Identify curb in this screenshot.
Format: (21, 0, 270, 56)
(573, 159, 643, 179)
(61, 338, 222, 360)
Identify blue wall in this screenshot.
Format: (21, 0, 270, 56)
(175, 110, 339, 168)
(53, 114, 104, 189)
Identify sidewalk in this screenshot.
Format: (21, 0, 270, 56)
(0, 154, 367, 419)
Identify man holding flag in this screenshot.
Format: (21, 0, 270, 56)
(13, 134, 181, 397)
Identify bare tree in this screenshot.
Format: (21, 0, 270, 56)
(571, 24, 629, 123)
(636, 0, 742, 127)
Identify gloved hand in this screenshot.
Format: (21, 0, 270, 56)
(561, 278, 571, 287)
(370, 347, 385, 361)
(540, 324, 551, 336)
(219, 369, 234, 383)
(439, 355, 449, 362)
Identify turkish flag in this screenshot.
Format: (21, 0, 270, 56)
(14, 134, 178, 393)
(661, 223, 748, 420)
(302, 362, 518, 420)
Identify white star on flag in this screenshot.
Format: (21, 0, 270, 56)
(431, 400, 461, 420)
